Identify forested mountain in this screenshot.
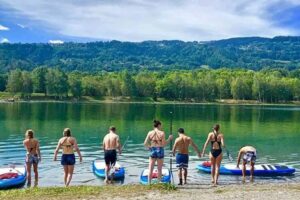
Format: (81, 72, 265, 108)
(0, 36, 300, 72)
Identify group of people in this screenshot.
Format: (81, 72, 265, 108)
(22, 120, 257, 187)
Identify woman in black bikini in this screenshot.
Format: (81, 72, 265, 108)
(201, 124, 225, 186)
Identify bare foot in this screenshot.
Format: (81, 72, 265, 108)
(242, 177, 246, 183)
(250, 176, 254, 183)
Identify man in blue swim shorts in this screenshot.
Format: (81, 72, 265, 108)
(172, 128, 201, 185)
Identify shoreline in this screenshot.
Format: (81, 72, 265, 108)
(0, 183, 299, 200)
(0, 96, 300, 107)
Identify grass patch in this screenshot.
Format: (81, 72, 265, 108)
(0, 184, 176, 200)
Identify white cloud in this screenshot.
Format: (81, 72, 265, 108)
(0, 0, 300, 41)
(48, 40, 64, 44)
(0, 25, 9, 31)
(0, 38, 10, 43)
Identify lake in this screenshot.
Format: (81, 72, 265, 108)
(0, 102, 299, 186)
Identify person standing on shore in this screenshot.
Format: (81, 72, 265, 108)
(144, 120, 173, 184)
(54, 128, 82, 187)
(23, 129, 41, 187)
(102, 126, 122, 184)
(236, 146, 257, 183)
(172, 128, 201, 185)
(201, 124, 225, 186)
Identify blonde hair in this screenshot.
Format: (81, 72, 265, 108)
(25, 129, 34, 139)
(63, 128, 71, 137)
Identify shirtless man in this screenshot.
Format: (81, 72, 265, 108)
(236, 146, 257, 183)
(23, 129, 41, 187)
(103, 126, 122, 184)
(172, 128, 201, 185)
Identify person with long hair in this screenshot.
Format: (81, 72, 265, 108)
(23, 129, 41, 187)
(144, 120, 173, 184)
(54, 128, 82, 186)
(201, 124, 225, 186)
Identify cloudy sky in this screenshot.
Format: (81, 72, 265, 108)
(0, 0, 300, 43)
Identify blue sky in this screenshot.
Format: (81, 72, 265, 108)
(0, 0, 300, 43)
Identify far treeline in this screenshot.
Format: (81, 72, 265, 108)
(1, 36, 300, 72)
(1, 67, 300, 103)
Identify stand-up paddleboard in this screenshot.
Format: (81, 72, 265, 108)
(0, 165, 27, 189)
(140, 169, 171, 184)
(92, 160, 125, 179)
(197, 161, 296, 176)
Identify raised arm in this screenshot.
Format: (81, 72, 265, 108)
(162, 131, 173, 147)
(73, 138, 82, 162)
(190, 138, 201, 157)
(201, 133, 211, 157)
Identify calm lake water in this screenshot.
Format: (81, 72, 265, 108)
(0, 102, 299, 186)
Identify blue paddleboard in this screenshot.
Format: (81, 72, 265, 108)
(0, 166, 27, 189)
(92, 160, 125, 179)
(140, 168, 171, 184)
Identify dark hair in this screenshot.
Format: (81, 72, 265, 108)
(153, 120, 161, 128)
(109, 126, 116, 132)
(63, 128, 71, 137)
(213, 124, 220, 132)
(178, 128, 185, 134)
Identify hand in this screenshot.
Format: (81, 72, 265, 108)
(198, 152, 201, 158)
(236, 165, 239, 169)
(201, 152, 204, 158)
(119, 150, 122, 155)
(168, 135, 173, 141)
(38, 157, 42, 162)
(53, 156, 57, 161)
(80, 157, 83, 163)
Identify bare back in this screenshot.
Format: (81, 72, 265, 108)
(209, 132, 224, 150)
(59, 136, 77, 154)
(174, 135, 191, 154)
(103, 133, 120, 150)
(148, 129, 165, 147)
(23, 138, 39, 155)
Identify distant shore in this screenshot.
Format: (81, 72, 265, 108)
(0, 183, 299, 200)
(1, 92, 300, 106)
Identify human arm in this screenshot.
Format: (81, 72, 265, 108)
(221, 134, 225, 148)
(236, 150, 242, 168)
(36, 141, 41, 161)
(144, 132, 151, 148)
(117, 136, 122, 155)
(190, 138, 201, 158)
(162, 131, 173, 147)
(201, 133, 211, 157)
(53, 139, 61, 161)
(172, 139, 178, 156)
(73, 138, 82, 163)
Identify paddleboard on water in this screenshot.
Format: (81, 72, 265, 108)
(92, 160, 125, 179)
(197, 161, 296, 176)
(0, 165, 27, 189)
(140, 168, 171, 184)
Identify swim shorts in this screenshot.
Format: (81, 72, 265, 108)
(149, 147, 164, 159)
(176, 153, 189, 169)
(243, 151, 257, 163)
(104, 149, 117, 166)
(25, 154, 39, 165)
(61, 154, 76, 165)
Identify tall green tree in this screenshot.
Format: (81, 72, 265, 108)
(32, 67, 48, 95)
(68, 72, 83, 99)
(6, 69, 23, 95)
(45, 68, 68, 99)
(0, 74, 7, 92)
(21, 71, 33, 99)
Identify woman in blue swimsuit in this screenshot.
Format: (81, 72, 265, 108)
(144, 120, 173, 184)
(201, 124, 225, 186)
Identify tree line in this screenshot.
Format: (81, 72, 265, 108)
(1, 36, 300, 73)
(1, 67, 300, 103)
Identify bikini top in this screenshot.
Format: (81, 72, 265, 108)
(61, 137, 74, 153)
(26, 139, 37, 154)
(149, 131, 163, 145)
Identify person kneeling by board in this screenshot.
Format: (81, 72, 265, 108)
(103, 126, 122, 184)
(172, 128, 201, 185)
(236, 146, 257, 183)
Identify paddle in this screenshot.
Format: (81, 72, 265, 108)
(169, 111, 174, 184)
